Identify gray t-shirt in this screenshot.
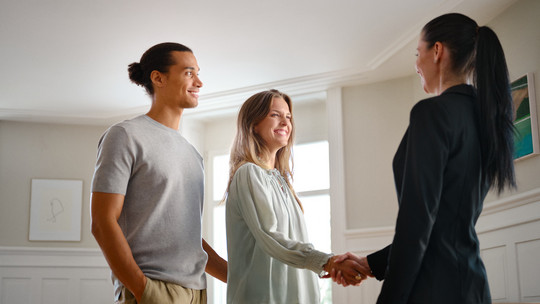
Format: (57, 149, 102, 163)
(92, 115, 207, 294)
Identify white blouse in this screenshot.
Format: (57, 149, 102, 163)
(226, 162, 332, 304)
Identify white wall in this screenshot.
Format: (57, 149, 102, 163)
(0, 121, 108, 248)
(341, 76, 424, 229)
(0, 121, 112, 303)
(0, 247, 113, 304)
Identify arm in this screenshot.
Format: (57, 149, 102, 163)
(90, 192, 147, 302)
(232, 164, 331, 274)
(202, 238, 227, 283)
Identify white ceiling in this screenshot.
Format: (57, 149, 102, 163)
(0, 0, 516, 124)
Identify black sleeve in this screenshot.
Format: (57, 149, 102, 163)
(367, 244, 391, 281)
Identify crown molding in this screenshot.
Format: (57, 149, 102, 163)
(0, 68, 372, 124)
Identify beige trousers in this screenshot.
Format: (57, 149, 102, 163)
(116, 277, 207, 304)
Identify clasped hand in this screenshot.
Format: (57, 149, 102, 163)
(323, 252, 373, 286)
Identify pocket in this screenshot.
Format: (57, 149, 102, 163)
(115, 286, 137, 304)
(139, 277, 153, 304)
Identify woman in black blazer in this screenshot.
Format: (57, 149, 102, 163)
(333, 13, 516, 304)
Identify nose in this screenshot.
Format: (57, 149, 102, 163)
(194, 74, 203, 88)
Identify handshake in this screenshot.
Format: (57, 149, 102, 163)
(323, 252, 374, 286)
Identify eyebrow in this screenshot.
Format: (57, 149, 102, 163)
(270, 109, 291, 115)
(185, 67, 200, 72)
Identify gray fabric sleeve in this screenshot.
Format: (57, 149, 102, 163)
(91, 125, 133, 194)
(233, 164, 332, 274)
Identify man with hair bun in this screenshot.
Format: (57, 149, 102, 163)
(91, 42, 227, 304)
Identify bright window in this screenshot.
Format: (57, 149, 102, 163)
(294, 141, 332, 304)
(212, 154, 230, 201)
(293, 141, 329, 192)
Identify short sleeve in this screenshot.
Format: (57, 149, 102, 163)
(91, 126, 134, 195)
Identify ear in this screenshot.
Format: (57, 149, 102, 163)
(433, 41, 443, 63)
(150, 70, 166, 88)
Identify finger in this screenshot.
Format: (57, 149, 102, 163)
(351, 263, 372, 278)
(344, 252, 361, 263)
(337, 270, 345, 286)
(342, 276, 352, 287)
(333, 254, 347, 264)
(330, 267, 337, 281)
(335, 252, 358, 263)
(353, 273, 364, 282)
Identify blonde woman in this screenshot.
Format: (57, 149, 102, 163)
(225, 89, 366, 303)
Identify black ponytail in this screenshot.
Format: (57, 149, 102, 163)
(474, 26, 516, 193)
(422, 13, 516, 193)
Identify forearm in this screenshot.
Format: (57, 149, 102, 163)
(202, 239, 227, 283)
(92, 217, 146, 300)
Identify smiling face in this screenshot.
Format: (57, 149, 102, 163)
(158, 51, 203, 109)
(415, 34, 438, 94)
(254, 96, 292, 157)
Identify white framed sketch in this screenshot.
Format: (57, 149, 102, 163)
(29, 179, 83, 241)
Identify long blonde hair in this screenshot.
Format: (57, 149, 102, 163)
(225, 89, 302, 209)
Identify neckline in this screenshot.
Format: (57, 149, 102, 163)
(143, 115, 181, 133)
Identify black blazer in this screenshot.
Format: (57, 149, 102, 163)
(367, 85, 492, 304)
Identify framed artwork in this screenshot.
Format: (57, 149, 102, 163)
(29, 179, 83, 241)
(511, 73, 539, 160)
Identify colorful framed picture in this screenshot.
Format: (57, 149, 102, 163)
(511, 73, 539, 160)
(29, 179, 83, 241)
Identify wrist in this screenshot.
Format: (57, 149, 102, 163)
(320, 257, 332, 278)
(133, 275, 147, 302)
